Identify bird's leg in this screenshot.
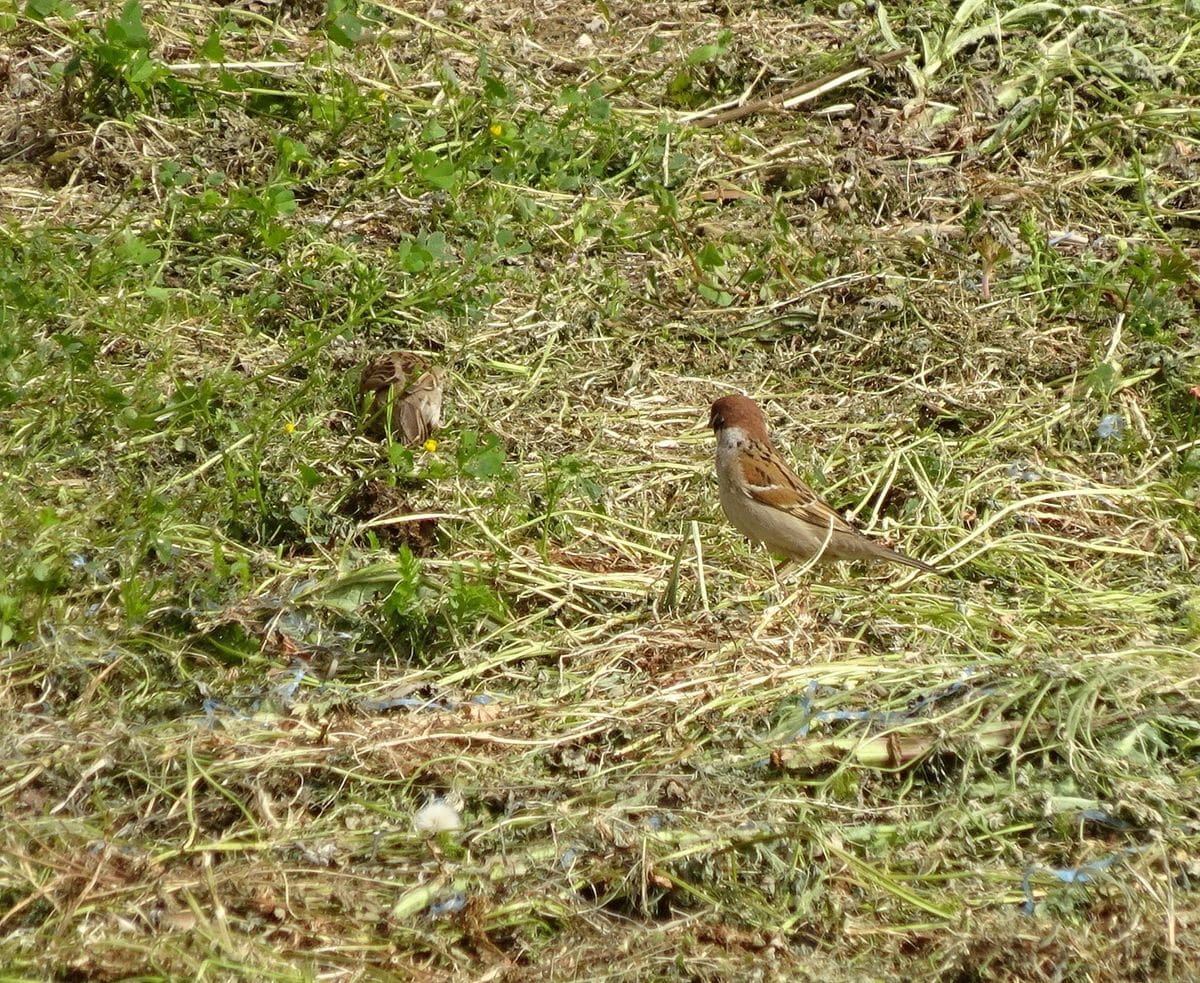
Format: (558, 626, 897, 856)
(766, 554, 784, 603)
(751, 554, 810, 640)
(752, 581, 810, 639)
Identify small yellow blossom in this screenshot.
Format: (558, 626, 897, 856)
(375, 90, 388, 101)
(423, 438, 438, 453)
(284, 421, 297, 434)
(489, 122, 503, 137)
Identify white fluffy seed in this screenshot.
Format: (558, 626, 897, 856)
(413, 799, 463, 834)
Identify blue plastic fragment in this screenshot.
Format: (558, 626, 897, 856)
(1080, 808, 1131, 830)
(779, 666, 992, 748)
(1096, 414, 1125, 439)
(428, 893, 466, 916)
(794, 679, 820, 738)
(360, 696, 451, 713)
(815, 709, 874, 724)
(273, 665, 306, 703)
(200, 697, 249, 728)
(202, 697, 222, 728)
(1022, 851, 1131, 914)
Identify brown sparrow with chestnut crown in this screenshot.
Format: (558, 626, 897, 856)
(709, 394, 938, 574)
(359, 352, 447, 445)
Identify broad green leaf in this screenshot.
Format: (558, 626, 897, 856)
(414, 151, 457, 189)
(686, 29, 731, 65)
(327, 10, 365, 47)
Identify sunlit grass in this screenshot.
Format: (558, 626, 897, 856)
(1, 0, 1198, 979)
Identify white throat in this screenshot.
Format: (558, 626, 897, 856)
(716, 424, 750, 453)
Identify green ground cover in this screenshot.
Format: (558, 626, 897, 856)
(1, 0, 1198, 978)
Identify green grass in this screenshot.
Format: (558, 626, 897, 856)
(2, 0, 1199, 979)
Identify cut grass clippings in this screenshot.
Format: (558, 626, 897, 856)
(1, 0, 1199, 979)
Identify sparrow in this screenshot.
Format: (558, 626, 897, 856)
(709, 394, 938, 574)
(358, 352, 447, 445)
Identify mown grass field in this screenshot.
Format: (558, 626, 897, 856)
(2, 0, 1199, 979)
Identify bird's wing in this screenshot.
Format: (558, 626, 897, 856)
(398, 368, 446, 442)
(740, 452, 859, 536)
(398, 399, 429, 443)
(360, 354, 412, 394)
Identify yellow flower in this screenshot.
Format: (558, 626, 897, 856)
(489, 122, 503, 137)
(284, 421, 297, 434)
(423, 438, 438, 453)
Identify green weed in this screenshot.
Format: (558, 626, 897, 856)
(1, 0, 1198, 979)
